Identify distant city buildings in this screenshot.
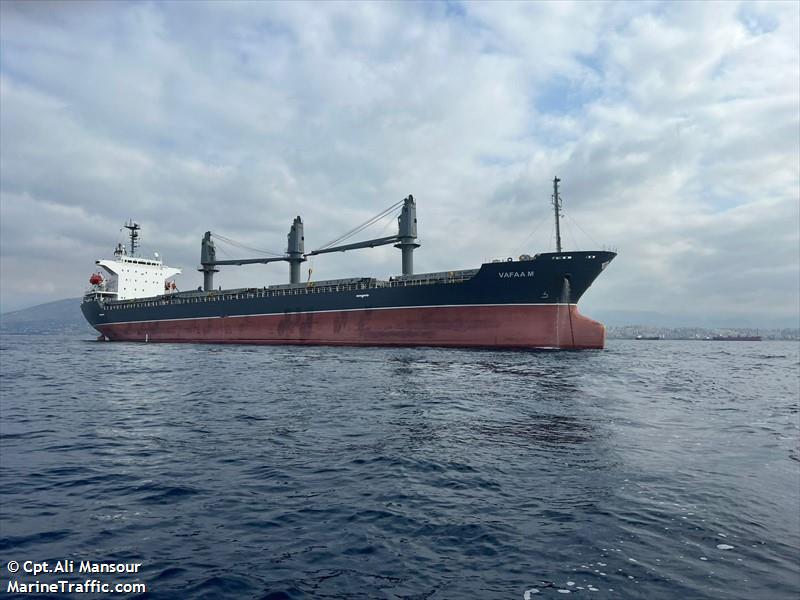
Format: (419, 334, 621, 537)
(607, 326, 800, 341)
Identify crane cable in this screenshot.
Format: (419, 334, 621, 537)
(210, 232, 285, 257)
(316, 200, 403, 251)
(315, 199, 404, 252)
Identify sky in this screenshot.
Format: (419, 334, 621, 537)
(1, 0, 798, 326)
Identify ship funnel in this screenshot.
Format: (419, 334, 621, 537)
(199, 231, 219, 291)
(287, 216, 305, 284)
(395, 195, 420, 276)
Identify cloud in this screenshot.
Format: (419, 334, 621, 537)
(1, 0, 798, 325)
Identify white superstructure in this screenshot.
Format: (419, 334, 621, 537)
(96, 252, 181, 300)
(87, 222, 182, 301)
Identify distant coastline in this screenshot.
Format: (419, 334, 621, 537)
(607, 326, 799, 341)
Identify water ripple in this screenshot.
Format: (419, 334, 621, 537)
(1, 335, 798, 599)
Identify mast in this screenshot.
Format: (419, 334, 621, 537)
(287, 216, 304, 284)
(199, 231, 219, 291)
(123, 220, 140, 256)
(394, 195, 420, 276)
(552, 177, 562, 253)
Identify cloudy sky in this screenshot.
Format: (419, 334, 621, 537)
(1, 0, 798, 326)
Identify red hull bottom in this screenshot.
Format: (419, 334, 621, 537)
(96, 305, 606, 349)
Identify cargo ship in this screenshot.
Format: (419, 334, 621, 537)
(81, 178, 616, 349)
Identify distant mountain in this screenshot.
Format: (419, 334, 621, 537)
(0, 298, 93, 334)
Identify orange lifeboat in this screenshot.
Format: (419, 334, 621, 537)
(89, 273, 103, 285)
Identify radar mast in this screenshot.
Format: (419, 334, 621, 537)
(123, 220, 140, 256)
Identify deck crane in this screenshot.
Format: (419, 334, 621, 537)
(198, 195, 419, 291)
(199, 217, 305, 291)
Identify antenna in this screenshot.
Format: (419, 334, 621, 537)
(123, 220, 140, 256)
(552, 177, 562, 253)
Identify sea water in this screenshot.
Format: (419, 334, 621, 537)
(1, 335, 798, 599)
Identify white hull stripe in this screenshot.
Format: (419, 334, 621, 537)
(98, 302, 578, 327)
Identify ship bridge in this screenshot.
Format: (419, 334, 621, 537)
(95, 254, 181, 300)
(86, 221, 181, 301)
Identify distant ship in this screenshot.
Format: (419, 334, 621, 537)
(81, 178, 616, 349)
(707, 335, 762, 342)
